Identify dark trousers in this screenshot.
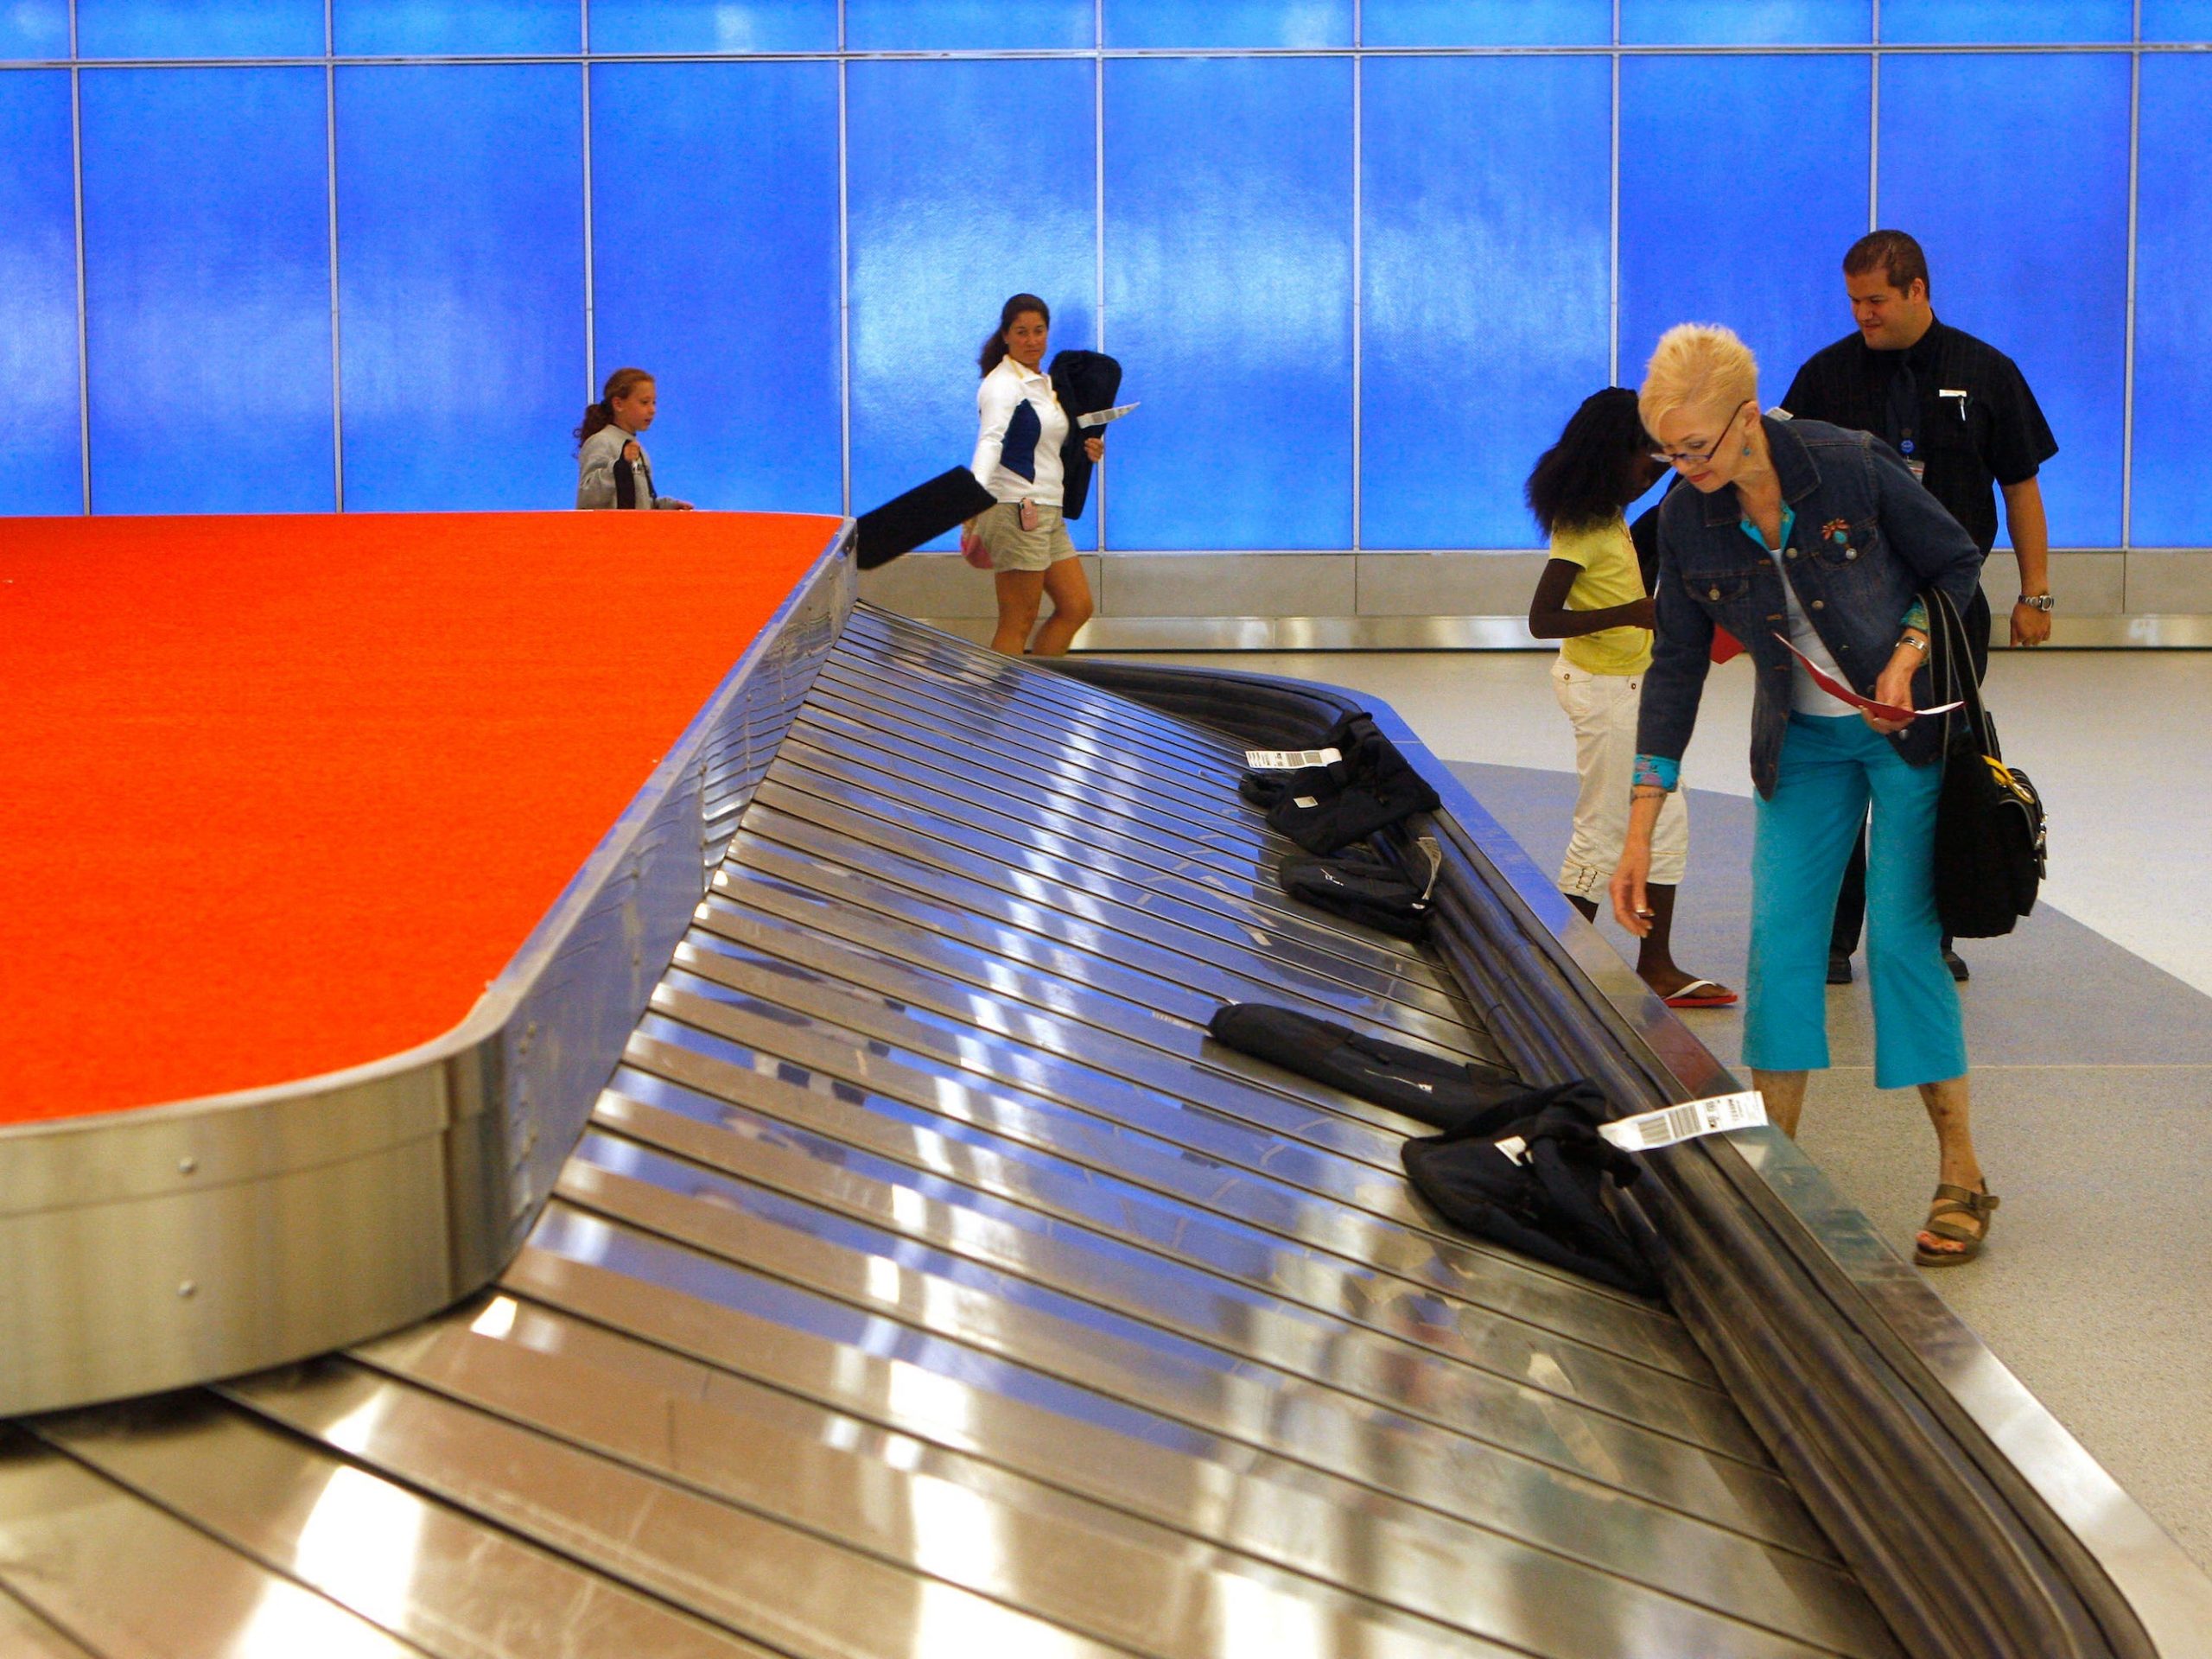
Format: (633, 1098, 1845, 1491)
(1831, 583, 1990, 958)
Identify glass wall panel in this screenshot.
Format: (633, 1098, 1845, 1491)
(80, 67, 332, 512)
(1878, 2, 2133, 43)
(847, 59, 1097, 549)
(1879, 53, 2129, 547)
(2129, 56, 2212, 547)
(0, 1, 69, 58)
(336, 1, 581, 55)
(335, 64, 584, 510)
(1620, 55, 1869, 428)
(1105, 0, 1351, 49)
(1363, 2, 1608, 46)
(1622, 0, 1869, 45)
(589, 61, 840, 513)
(0, 70, 81, 513)
(845, 0, 1093, 50)
(1362, 54, 1610, 550)
(1106, 55, 1351, 549)
(77, 0, 324, 59)
(2143, 2, 2212, 41)
(585, 0, 836, 54)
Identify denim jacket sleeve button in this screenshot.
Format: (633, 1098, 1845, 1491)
(1811, 598, 1825, 610)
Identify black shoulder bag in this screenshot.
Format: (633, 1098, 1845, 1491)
(1926, 587, 2048, 938)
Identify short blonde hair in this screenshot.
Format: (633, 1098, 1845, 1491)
(1640, 323, 1759, 435)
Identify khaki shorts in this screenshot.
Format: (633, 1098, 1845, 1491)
(974, 500, 1077, 573)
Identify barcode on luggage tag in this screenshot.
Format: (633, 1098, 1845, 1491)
(1599, 1090, 1766, 1154)
(1246, 747, 1342, 771)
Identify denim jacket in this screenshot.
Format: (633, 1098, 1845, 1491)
(1636, 416, 1984, 798)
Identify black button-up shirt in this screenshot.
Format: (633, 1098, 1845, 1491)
(1780, 316, 2057, 556)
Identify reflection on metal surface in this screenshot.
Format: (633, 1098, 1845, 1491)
(0, 522, 855, 1417)
(26, 601, 2199, 1656)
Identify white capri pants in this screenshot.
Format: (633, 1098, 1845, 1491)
(1552, 655, 1688, 899)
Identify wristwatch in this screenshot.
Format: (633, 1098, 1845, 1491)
(2017, 594, 2056, 612)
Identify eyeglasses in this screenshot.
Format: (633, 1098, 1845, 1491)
(1651, 401, 1750, 467)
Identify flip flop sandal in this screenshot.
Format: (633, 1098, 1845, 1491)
(1662, 978, 1739, 1008)
(1915, 1182, 1999, 1267)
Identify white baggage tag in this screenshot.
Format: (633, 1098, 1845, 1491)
(1494, 1135, 1529, 1165)
(1598, 1090, 1767, 1154)
(1245, 747, 1342, 771)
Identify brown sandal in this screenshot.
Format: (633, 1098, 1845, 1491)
(1915, 1182, 1999, 1267)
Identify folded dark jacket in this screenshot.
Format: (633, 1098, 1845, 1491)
(1238, 710, 1380, 808)
(1266, 734, 1440, 854)
(1277, 846, 1433, 940)
(1206, 1001, 1522, 1131)
(1401, 1079, 1659, 1297)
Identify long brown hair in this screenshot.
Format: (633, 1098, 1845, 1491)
(978, 294, 1049, 377)
(574, 366, 654, 448)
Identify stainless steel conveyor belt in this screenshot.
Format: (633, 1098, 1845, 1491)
(3, 604, 2204, 1658)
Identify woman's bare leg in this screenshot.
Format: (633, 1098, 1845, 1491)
(1914, 1074, 1986, 1257)
(1029, 558, 1095, 657)
(991, 569, 1045, 656)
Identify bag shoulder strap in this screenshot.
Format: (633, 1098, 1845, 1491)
(1925, 587, 1999, 760)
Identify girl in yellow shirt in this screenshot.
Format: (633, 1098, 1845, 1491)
(1525, 388, 1734, 1008)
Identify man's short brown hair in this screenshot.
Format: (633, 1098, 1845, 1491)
(1844, 229, 1930, 297)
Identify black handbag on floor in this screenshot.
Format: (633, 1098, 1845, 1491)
(1206, 1002, 1523, 1131)
(1400, 1079, 1660, 1296)
(1276, 839, 1440, 940)
(1926, 588, 2047, 938)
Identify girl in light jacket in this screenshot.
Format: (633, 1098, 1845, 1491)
(575, 367, 692, 511)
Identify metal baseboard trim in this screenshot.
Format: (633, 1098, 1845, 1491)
(903, 613, 2212, 651)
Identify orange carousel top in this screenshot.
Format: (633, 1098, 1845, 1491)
(2, 511, 838, 1125)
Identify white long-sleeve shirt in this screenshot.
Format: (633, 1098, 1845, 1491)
(970, 355, 1068, 506)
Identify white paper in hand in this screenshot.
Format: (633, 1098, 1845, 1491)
(1076, 402, 1139, 429)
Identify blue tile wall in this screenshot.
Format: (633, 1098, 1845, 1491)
(0, 1, 69, 59)
(335, 0, 582, 56)
(1879, 53, 2132, 549)
(2129, 55, 2212, 548)
(844, 0, 1093, 51)
(334, 64, 585, 510)
(846, 57, 1097, 548)
(3, 4, 2209, 555)
(1878, 2, 2133, 43)
(1106, 55, 1352, 550)
(589, 60, 842, 514)
(1620, 54, 1872, 423)
(584, 0, 836, 54)
(1622, 0, 1870, 46)
(0, 69, 81, 513)
(1362, 2, 1609, 47)
(1362, 54, 1611, 550)
(77, 0, 324, 59)
(80, 67, 334, 512)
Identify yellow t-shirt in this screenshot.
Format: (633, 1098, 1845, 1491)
(1551, 516, 1653, 677)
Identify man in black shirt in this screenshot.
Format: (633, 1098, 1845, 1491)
(1781, 230, 2057, 985)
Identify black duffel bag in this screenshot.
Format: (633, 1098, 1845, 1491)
(1206, 1001, 1522, 1131)
(1276, 840, 1440, 940)
(1400, 1079, 1659, 1297)
(1926, 588, 2047, 938)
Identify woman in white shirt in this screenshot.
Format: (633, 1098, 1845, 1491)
(964, 294, 1103, 655)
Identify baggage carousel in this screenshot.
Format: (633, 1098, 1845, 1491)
(3, 518, 2208, 1658)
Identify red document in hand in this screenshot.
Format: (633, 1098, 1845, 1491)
(1771, 632, 1963, 722)
(1710, 626, 1745, 664)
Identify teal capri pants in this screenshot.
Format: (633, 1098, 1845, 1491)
(1745, 713, 1967, 1090)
